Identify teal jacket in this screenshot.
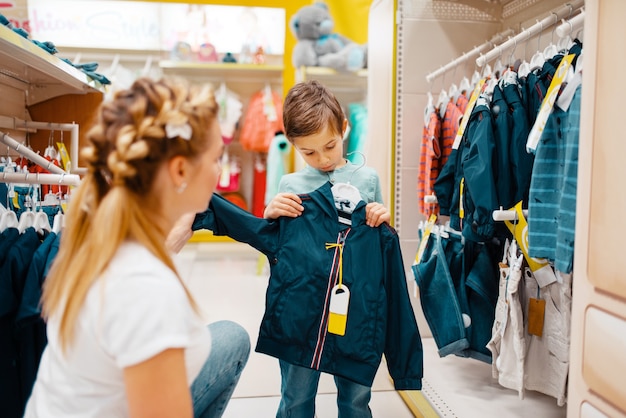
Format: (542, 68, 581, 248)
(193, 183, 423, 390)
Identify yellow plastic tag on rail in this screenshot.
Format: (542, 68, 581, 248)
(504, 202, 557, 287)
(57, 142, 71, 172)
(452, 78, 485, 149)
(526, 54, 575, 152)
(414, 214, 437, 264)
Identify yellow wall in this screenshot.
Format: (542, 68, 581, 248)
(326, 0, 372, 44)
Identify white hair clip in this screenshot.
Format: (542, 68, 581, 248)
(165, 121, 192, 141)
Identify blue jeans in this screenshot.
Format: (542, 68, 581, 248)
(277, 360, 372, 418)
(191, 320, 251, 418)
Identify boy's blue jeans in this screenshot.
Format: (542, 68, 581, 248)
(191, 320, 251, 418)
(277, 360, 372, 418)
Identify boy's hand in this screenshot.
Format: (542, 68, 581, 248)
(264, 193, 304, 219)
(365, 202, 391, 227)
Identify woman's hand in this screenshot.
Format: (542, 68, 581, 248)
(263, 193, 304, 219)
(166, 213, 196, 254)
(365, 202, 391, 227)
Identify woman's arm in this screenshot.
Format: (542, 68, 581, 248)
(123, 348, 192, 418)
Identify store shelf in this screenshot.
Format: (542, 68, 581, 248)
(0, 25, 105, 105)
(159, 61, 284, 85)
(296, 66, 368, 107)
(296, 66, 367, 89)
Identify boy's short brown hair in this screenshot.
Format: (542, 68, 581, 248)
(282, 80, 345, 141)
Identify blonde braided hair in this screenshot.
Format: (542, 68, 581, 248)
(42, 77, 218, 352)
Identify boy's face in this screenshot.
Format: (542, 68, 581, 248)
(292, 121, 347, 172)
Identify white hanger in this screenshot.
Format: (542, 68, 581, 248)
(459, 76, 471, 94)
(481, 63, 493, 79)
(543, 14, 559, 60)
(471, 69, 482, 87)
(0, 209, 18, 231)
(556, 18, 574, 54)
(34, 211, 51, 234)
(52, 212, 64, 233)
(437, 88, 450, 118)
(424, 92, 435, 126)
(331, 152, 365, 224)
(17, 210, 35, 233)
(493, 57, 506, 79)
(448, 82, 459, 104)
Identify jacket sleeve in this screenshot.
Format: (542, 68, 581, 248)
(381, 225, 424, 390)
(192, 193, 279, 256)
(461, 108, 497, 240)
(433, 148, 458, 216)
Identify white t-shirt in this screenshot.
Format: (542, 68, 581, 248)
(24, 241, 211, 417)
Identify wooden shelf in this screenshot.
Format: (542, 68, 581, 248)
(296, 66, 368, 104)
(159, 60, 284, 85)
(0, 25, 105, 105)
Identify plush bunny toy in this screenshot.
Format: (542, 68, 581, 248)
(289, 2, 367, 72)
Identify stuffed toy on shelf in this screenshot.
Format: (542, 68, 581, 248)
(289, 2, 367, 72)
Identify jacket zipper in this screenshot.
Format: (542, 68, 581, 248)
(311, 229, 351, 369)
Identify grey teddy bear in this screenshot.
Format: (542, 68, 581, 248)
(289, 2, 367, 72)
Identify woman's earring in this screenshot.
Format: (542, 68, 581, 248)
(176, 182, 188, 194)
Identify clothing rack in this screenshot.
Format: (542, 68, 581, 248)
(556, 9, 584, 39)
(0, 116, 82, 174)
(425, 28, 515, 83)
(0, 131, 81, 186)
(0, 171, 80, 187)
(492, 208, 529, 222)
(475, 0, 584, 67)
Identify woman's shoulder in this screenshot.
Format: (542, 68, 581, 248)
(105, 242, 178, 285)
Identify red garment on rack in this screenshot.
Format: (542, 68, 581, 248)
(417, 110, 441, 217)
(252, 157, 266, 218)
(440, 101, 464, 169)
(32, 157, 62, 196)
(239, 89, 284, 153)
(456, 92, 469, 115)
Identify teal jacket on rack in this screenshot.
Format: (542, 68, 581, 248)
(192, 183, 423, 390)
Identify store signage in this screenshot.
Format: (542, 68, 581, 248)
(27, 1, 285, 55)
(28, 0, 161, 50)
(1, 0, 29, 33)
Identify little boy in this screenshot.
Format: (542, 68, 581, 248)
(262, 80, 419, 417)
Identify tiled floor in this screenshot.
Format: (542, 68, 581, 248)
(174, 242, 567, 418)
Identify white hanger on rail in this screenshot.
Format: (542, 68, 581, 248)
(0, 209, 18, 231)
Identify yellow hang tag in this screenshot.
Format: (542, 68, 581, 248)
(459, 177, 465, 219)
(527, 297, 546, 337)
(452, 78, 485, 149)
(328, 285, 350, 336)
(504, 202, 557, 287)
(56, 142, 71, 172)
(526, 54, 575, 152)
(414, 214, 437, 264)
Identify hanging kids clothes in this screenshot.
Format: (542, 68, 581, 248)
(417, 102, 441, 216)
(487, 240, 526, 398)
(192, 184, 423, 390)
(501, 75, 533, 207)
(0, 222, 44, 418)
(412, 224, 500, 363)
(527, 83, 581, 267)
(239, 86, 284, 153)
(440, 100, 464, 170)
